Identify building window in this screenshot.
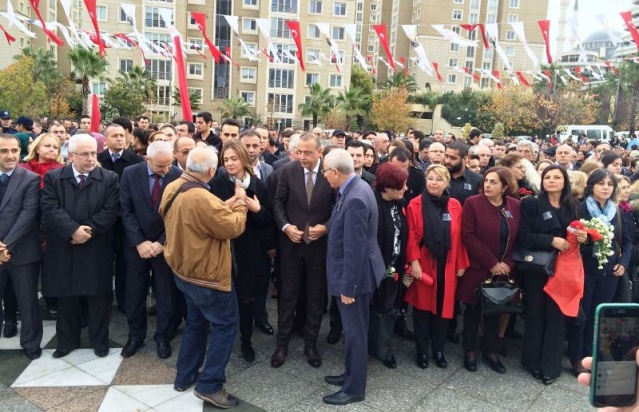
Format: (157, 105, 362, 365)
(506, 46, 514, 57)
(119, 59, 133, 73)
(482, 62, 491, 70)
(187, 38, 204, 52)
(486, 14, 497, 23)
(452, 9, 462, 20)
(271, 18, 291, 39)
(367, 45, 375, 53)
(241, 91, 255, 105)
(447, 74, 457, 84)
(92, 81, 107, 96)
(157, 85, 170, 106)
(188, 63, 203, 77)
(96, 5, 107, 21)
(468, 30, 477, 40)
(145, 7, 170, 28)
(454, 0, 463, 3)
(307, 48, 321, 63)
(189, 88, 203, 104)
(506, 30, 516, 41)
(466, 46, 475, 58)
(449, 58, 457, 67)
(243, 18, 257, 33)
(244, 0, 258, 7)
(450, 29, 460, 52)
(370, 3, 376, 11)
(241, 43, 258, 58)
(119, 7, 131, 23)
(309, 0, 322, 13)
(332, 26, 345, 40)
(465, 60, 474, 71)
(464, 77, 472, 87)
(488, 0, 498, 10)
(308, 24, 321, 39)
(241, 67, 257, 82)
(329, 74, 343, 88)
(412, 8, 421, 22)
(333, 2, 346, 16)
(146, 59, 172, 81)
(509, 0, 520, 8)
(147, 33, 171, 47)
(469, 12, 478, 24)
(269, 68, 295, 89)
(275, 43, 297, 64)
(470, 0, 479, 8)
(271, 0, 298, 13)
(267, 93, 294, 113)
(306, 73, 319, 85)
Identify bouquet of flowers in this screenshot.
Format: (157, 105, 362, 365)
(572, 219, 614, 270)
(386, 265, 399, 282)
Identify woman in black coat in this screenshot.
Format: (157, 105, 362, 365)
(370, 163, 408, 369)
(210, 141, 272, 363)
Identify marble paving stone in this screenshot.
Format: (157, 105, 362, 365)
(113, 384, 185, 408)
(527, 384, 596, 412)
(411, 386, 510, 412)
(98, 386, 152, 412)
(0, 321, 57, 350)
(290, 388, 385, 412)
(12, 364, 107, 388)
(273, 343, 347, 387)
(362, 386, 435, 412)
(11, 351, 74, 387)
(111, 353, 177, 386)
(0, 385, 44, 412)
(74, 350, 123, 384)
(225, 362, 322, 410)
(15, 386, 109, 412)
(152, 390, 204, 412)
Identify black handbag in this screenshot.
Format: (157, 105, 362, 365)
(477, 275, 522, 316)
(512, 248, 558, 276)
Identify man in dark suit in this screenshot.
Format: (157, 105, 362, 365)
(119, 141, 182, 359)
(98, 123, 144, 313)
(321, 149, 385, 405)
(41, 134, 120, 358)
(271, 133, 333, 368)
(0, 134, 42, 360)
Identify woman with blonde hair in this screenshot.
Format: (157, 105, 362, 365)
(20, 133, 64, 188)
(578, 160, 603, 176)
(568, 171, 587, 201)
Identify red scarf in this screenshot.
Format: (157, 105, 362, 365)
(26, 159, 61, 188)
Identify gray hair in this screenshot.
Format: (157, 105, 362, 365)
(68, 134, 97, 153)
(478, 138, 494, 146)
(300, 132, 321, 148)
(186, 146, 218, 173)
(146, 141, 173, 159)
(468, 144, 479, 155)
(289, 135, 300, 150)
(516, 140, 533, 150)
(324, 148, 354, 174)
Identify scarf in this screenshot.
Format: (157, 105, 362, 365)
(27, 159, 60, 188)
(619, 200, 631, 215)
(421, 188, 451, 263)
(229, 172, 251, 189)
(586, 195, 617, 224)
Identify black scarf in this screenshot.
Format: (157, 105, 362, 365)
(421, 188, 451, 263)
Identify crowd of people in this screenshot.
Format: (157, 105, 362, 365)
(1, 106, 638, 407)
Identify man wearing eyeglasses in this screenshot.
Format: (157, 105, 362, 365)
(41, 134, 120, 359)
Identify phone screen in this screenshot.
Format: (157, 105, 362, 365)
(593, 309, 639, 407)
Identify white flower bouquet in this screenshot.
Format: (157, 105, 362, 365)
(579, 217, 614, 270)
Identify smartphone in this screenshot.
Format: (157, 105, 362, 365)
(591, 303, 639, 408)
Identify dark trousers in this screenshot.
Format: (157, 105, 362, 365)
(0, 262, 42, 350)
(3, 276, 17, 322)
(338, 292, 373, 397)
(113, 220, 127, 311)
(521, 270, 565, 378)
(252, 261, 271, 326)
(329, 296, 342, 332)
(56, 293, 111, 351)
(569, 272, 619, 362)
(463, 301, 500, 353)
(413, 271, 448, 355)
(276, 242, 326, 347)
(125, 250, 180, 342)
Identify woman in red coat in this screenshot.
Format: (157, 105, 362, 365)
(458, 167, 521, 374)
(405, 165, 469, 369)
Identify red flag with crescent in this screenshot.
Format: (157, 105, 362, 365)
(90, 94, 101, 133)
(537, 20, 552, 64)
(492, 70, 502, 90)
(463, 67, 480, 81)
(191, 12, 223, 63)
(620, 11, 639, 52)
(460, 23, 489, 49)
(0, 25, 16, 44)
(286, 20, 305, 72)
(29, 0, 64, 46)
(373, 25, 396, 73)
(432, 62, 443, 82)
(171, 28, 193, 121)
(83, 0, 105, 56)
(515, 71, 531, 87)
(574, 67, 588, 83)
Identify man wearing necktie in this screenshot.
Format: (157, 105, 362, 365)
(0, 133, 43, 360)
(98, 124, 144, 313)
(119, 141, 183, 359)
(41, 134, 120, 359)
(271, 133, 333, 368)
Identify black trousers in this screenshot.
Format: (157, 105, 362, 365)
(276, 241, 326, 347)
(113, 220, 127, 310)
(329, 296, 342, 332)
(56, 293, 111, 351)
(2, 276, 17, 322)
(253, 260, 271, 325)
(0, 262, 42, 350)
(125, 250, 180, 342)
(463, 301, 500, 353)
(521, 269, 565, 378)
(413, 272, 448, 355)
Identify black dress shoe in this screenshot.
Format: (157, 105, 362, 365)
(304, 344, 322, 368)
(325, 372, 346, 386)
(433, 351, 448, 369)
(416, 353, 429, 369)
(270, 345, 288, 368)
(121, 338, 144, 358)
(53, 348, 71, 358)
(542, 376, 556, 385)
(326, 328, 341, 345)
(3, 321, 17, 338)
(446, 330, 460, 344)
(24, 347, 42, 360)
(483, 353, 506, 374)
(241, 341, 256, 362)
(383, 354, 397, 369)
(157, 340, 172, 359)
(255, 321, 274, 336)
(322, 390, 364, 406)
(464, 353, 477, 372)
(95, 348, 110, 357)
(531, 370, 542, 380)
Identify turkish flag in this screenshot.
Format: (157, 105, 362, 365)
(492, 70, 502, 90)
(90, 94, 101, 134)
(191, 12, 223, 63)
(29, 0, 64, 46)
(171, 28, 193, 121)
(0, 24, 16, 44)
(83, 0, 105, 56)
(537, 20, 552, 64)
(515, 71, 531, 87)
(286, 20, 305, 72)
(373, 25, 396, 73)
(620, 11, 639, 51)
(432, 62, 443, 82)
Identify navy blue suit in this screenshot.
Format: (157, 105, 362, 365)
(120, 162, 183, 342)
(326, 175, 385, 396)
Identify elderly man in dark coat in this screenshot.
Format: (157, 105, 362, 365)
(41, 134, 120, 358)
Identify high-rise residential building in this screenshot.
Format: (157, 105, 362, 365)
(0, 0, 55, 64)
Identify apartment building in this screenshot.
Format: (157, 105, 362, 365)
(0, 0, 55, 66)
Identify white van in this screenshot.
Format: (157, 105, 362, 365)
(556, 125, 614, 143)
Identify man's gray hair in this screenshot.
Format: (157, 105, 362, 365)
(146, 141, 173, 159)
(517, 139, 533, 150)
(289, 135, 300, 150)
(186, 146, 218, 173)
(68, 134, 97, 153)
(478, 138, 494, 146)
(324, 148, 354, 174)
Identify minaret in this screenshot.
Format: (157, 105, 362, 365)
(556, 0, 573, 54)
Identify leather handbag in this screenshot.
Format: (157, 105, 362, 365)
(512, 248, 558, 276)
(477, 275, 522, 316)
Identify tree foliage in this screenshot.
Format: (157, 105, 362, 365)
(0, 56, 48, 117)
(298, 83, 334, 128)
(67, 47, 109, 115)
(336, 87, 369, 131)
(350, 66, 374, 100)
(381, 72, 419, 93)
(368, 87, 413, 133)
(221, 96, 252, 120)
(172, 87, 202, 112)
(102, 67, 156, 118)
(491, 122, 505, 138)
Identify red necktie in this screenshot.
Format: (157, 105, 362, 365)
(151, 174, 161, 209)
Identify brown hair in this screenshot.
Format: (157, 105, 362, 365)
(221, 140, 255, 176)
(480, 166, 519, 198)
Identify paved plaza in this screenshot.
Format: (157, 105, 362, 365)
(0, 298, 595, 411)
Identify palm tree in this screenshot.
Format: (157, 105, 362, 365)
(221, 96, 252, 120)
(67, 46, 109, 114)
(298, 83, 333, 128)
(336, 86, 369, 131)
(382, 72, 419, 93)
(118, 66, 157, 106)
(15, 47, 59, 87)
(172, 87, 202, 112)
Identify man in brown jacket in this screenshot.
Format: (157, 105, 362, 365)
(160, 146, 248, 409)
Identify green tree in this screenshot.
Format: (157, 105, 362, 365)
(14, 46, 59, 89)
(368, 87, 413, 133)
(381, 72, 419, 93)
(298, 83, 334, 128)
(0, 56, 48, 117)
(102, 67, 157, 118)
(221, 96, 252, 120)
(172, 87, 202, 112)
(336, 87, 369, 131)
(67, 47, 109, 115)
(350, 66, 374, 98)
(491, 122, 506, 138)
(440, 88, 493, 131)
(120, 66, 156, 105)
